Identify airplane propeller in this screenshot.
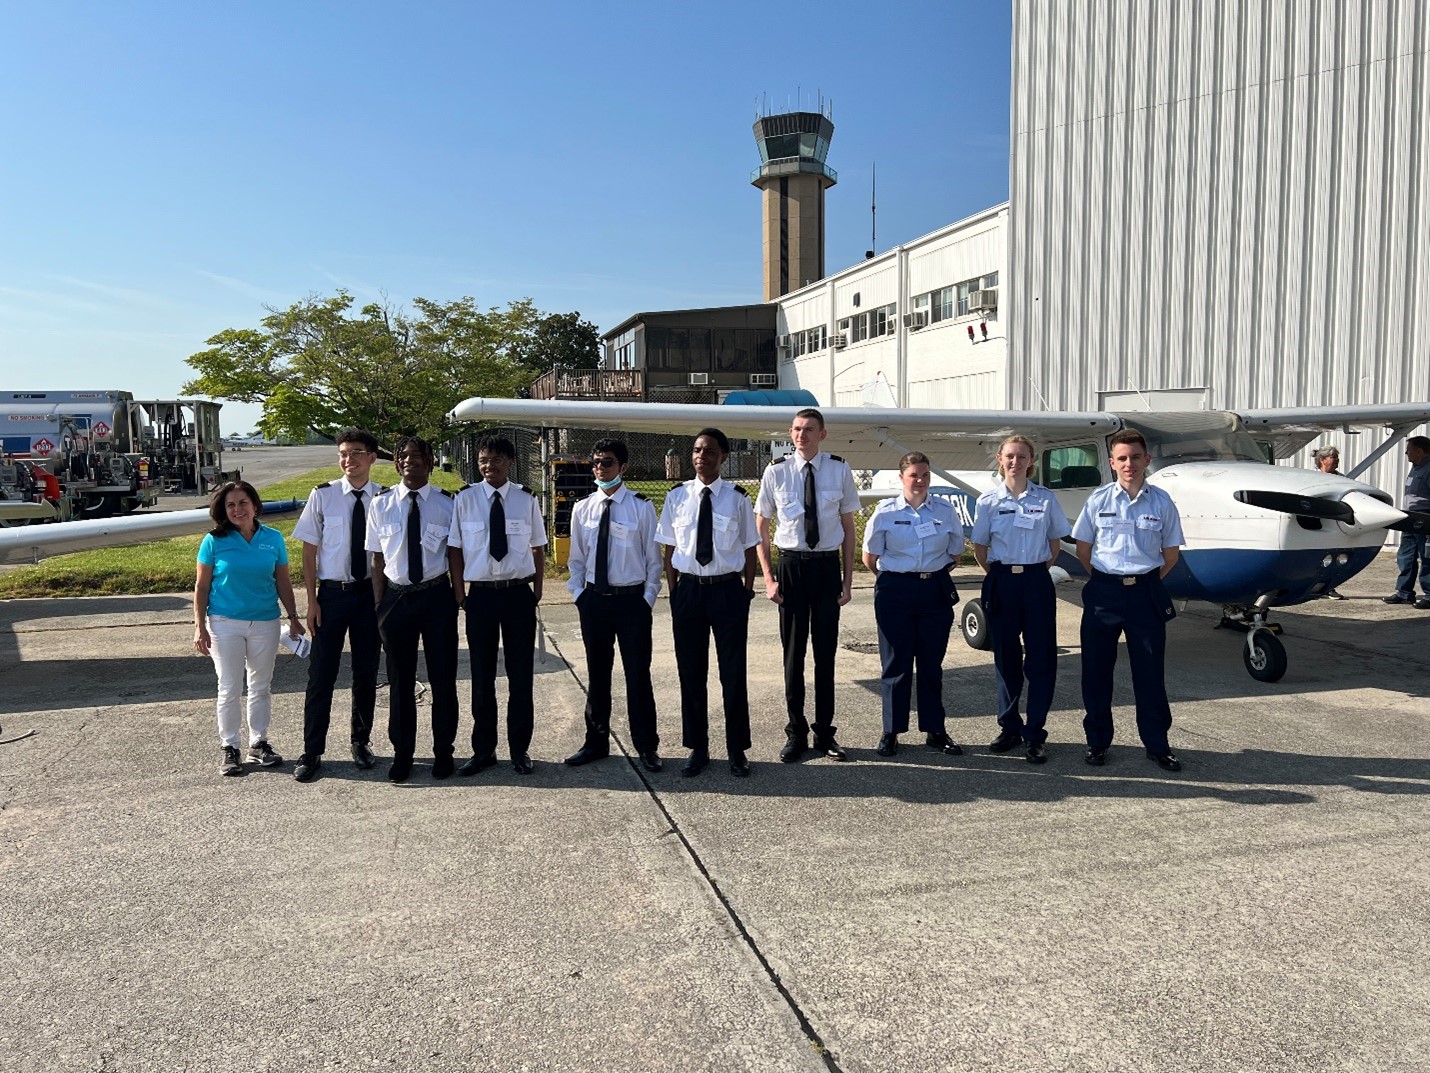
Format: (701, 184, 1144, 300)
(1388, 509, 1430, 534)
(1234, 489, 1410, 532)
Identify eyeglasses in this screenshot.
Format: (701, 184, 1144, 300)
(338, 451, 371, 460)
(591, 458, 620, 470)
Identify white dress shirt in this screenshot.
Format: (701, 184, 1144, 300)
(365, 483, 456, 585)
(656, 477, 759, 576)
(565, 483, 662, 607)
(292, 477, 385, 582)
(754, 452, 861, 551)
(448, 480, 547, 581)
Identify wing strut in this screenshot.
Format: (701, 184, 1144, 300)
(1347, 423, 1420, 481)
(872, 428, 986, 496)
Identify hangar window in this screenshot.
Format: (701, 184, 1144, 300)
(1042, 444, 1103, 489)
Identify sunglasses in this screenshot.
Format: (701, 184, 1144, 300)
(591, 458, 620, 470)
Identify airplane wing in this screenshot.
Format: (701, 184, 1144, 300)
(1236, 403, 1430, 459)
(0, 499, 305, 566)
(448, 397, 1120, 472)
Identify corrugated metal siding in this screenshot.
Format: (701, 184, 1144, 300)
(1011, 0, 1430, 501)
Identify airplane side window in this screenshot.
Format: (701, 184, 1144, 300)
(1042, 444, 1102, 489)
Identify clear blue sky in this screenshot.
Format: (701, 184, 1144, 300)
(0, 0, 1011, 434)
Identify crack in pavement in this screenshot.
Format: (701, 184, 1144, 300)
(542, 625, 846, 1073)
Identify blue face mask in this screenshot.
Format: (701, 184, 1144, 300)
(594, 474, 623, 491)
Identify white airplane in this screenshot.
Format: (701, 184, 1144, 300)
(447, 395, 1430, 683)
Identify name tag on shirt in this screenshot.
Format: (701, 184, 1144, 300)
(422, 523, 446, 552)
(914, 521, 938, 538)
(610, 520, 633, 541)
(713, 513, 733, 533)
(1013, 512, 1037, 530)
(505, 518, 529, 536)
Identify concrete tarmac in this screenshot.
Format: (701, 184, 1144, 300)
(1, 557, 1427, 1072)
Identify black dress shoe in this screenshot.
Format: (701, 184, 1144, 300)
(1084, 748, 1107, 766)
(294, 755, 321, 782)
(988, 729, 1022, 753)
(511, 753, 534, 775)
(432, 755, 455, 780)
(387, 757, 412, 783)
(638, 750, 663, 772)
(926, 732, 963, 755)
(778, 734, 808, 763)
(814, 737, 848, 761)
(1148, 750, 1182, 772)
(350, 741, 376, 769)
(682, 748, 709, 776)
(457, 753, 497, 776)
(1026, 743, 1048, 764)
(729, 751, 751, 777)
(876, 732, 898, 757)
(564, 743, 610, 767)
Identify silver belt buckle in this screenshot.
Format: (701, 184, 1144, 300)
(1122, 576, 1137, 586)
(1011, 565, 1024, 574)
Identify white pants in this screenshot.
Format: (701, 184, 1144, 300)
(208, 615, 281, 748)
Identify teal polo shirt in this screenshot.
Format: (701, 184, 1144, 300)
(197, 524, 289, 621)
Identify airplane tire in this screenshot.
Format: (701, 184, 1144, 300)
(1243, 631, 1287, 683)
(960, 598, 992, 651)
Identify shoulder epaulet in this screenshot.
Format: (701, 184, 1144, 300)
(458, 482, 471, 492)
(375, 487, 393, 496)
(670, 479, 684, 489)
(314, 481, 331, 489)
(633, 491, 650, 501)
(829, 454, 845, 463)
(514, 483, 528, 493)
(733, 485, 749, 496)
(438, 487, 454, 498)
(774, 454, 791, 464)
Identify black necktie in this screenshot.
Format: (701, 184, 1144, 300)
(406, 493, 423, 584)
(594, 498, 612, 592)
(350, 488, 366, 580)
(695, 486, 714, 566)
(803, 462, 820, 548)
(489, 489, 508, 561)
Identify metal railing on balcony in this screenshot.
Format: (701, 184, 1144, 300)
(529, 368, 645, 400)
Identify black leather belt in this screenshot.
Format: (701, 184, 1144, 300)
(387, 575, 450, 594)
(988, 562, 1049, 574)
(680, 572, 741, 585)
(320, 577, 372, 591)
(884, 568, 952, 580)
(1090, 568, 1158, 586)
(779, 549, 839, 559)
(469, 576, 535, 589)
(585, 583, 645, 595)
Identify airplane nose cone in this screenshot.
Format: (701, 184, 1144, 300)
(1338, 491, 1406, 532)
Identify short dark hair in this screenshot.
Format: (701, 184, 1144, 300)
(898, 451, 930, 473)
(393, 435, 435, 463)
(591, 438, 628, 465)
(335, 427, 378, 453)
(208, 480, 263, 537)
(792, 407, 825, 430)
(1109, 429, 1148, 452)
(1409, 435, 1430, 452)
(476, 434, 516, 460)
(694, 427, 730, 456)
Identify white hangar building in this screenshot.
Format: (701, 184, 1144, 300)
(768, 0, 1428, 502)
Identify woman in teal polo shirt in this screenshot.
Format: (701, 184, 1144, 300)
(194, 481, 304, 776)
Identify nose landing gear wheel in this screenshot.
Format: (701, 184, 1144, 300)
(1243, 629, 1287, 682)
(960, 598, 992, 651)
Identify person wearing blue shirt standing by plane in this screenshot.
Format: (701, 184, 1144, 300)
(970, 435, 1072, 765)
(1072, 429, 1186, 772)
(861, 452, 966, 757)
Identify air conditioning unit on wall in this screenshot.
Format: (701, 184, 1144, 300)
(689, 373, 710, 386)
(905, 311, 928, 330)
(776, 335, 791, 348)
(831, 334, 848, 349)
(968, 289, 998, 310)
(749, 373, 777, 386)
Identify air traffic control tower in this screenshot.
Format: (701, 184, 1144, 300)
(751, 109, 836, 302)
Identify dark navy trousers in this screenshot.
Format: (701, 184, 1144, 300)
(1079, 570, 1173, 754)
(872, 571, 956, 734)
(981, 563, 1057, 745)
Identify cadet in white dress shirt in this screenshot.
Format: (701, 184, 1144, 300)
(754, 407, 861, 764)
(656, 427, 760, 777)
(563, 439, 663, 772)
(447, 434, 547, 776)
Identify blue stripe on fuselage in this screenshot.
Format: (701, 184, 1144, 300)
(1163, 546, 1381, 606)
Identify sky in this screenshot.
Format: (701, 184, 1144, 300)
(0, 0, 1012, 435)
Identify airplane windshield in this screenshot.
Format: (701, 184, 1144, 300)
(1114, 412, 1268, 470)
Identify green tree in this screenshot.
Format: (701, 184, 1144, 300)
(183, 292, 546, 447)
(524, 311, 603, 373)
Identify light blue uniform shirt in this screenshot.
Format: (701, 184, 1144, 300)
(198, 525, 289, 620)
(970, 482, 1072, 564)
(1071, 481, 1184, 575)
(863, 494, 965, 573)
